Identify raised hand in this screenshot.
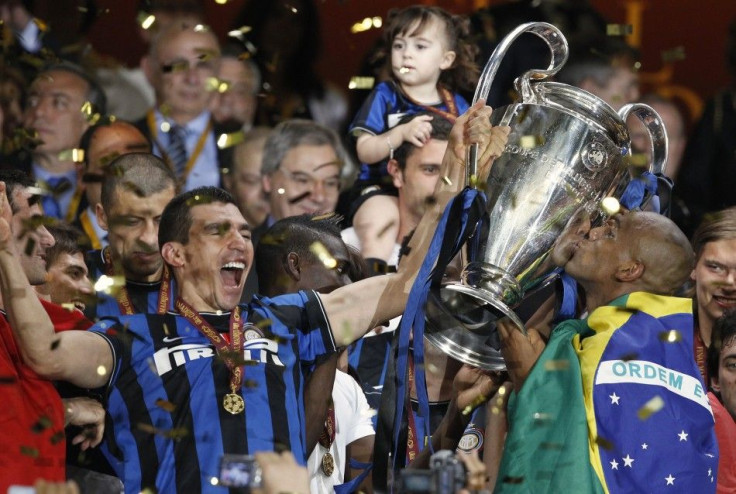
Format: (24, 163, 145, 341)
(497, 318, 546, 392)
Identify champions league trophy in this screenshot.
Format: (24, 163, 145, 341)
(424, 22, 668, 370)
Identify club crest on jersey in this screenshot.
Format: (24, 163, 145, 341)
(457, 424, 484, 453)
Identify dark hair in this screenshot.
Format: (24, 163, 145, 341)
(38, 61, 107, 116)
(0, 169, 38, 213)
(45, 223, 87, 267)
(393, 112, 452, 171)
(381, 6, 478, 93)
(235, 0, 324, 97)
(101, 153, 176, 212)
(707, 310, 736, 385)
(79, 120, 152, 169)
(255, 213, 344, 295)
(159, 186, 236, 248)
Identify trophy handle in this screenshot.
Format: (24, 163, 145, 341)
(618, 103, 669, 176)
(467, 22, 569, 185)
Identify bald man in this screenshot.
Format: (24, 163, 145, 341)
(496, 211, 718, 493)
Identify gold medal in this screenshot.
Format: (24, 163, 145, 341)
(321, 451, 335, 476)
(223, 393, 245, 414)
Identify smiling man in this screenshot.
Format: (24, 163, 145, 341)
(84, 152, 177, 319)
(0, 102, 505, 492)
(690, 207, 736, 387)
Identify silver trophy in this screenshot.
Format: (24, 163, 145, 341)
(424, 22, 668, 370)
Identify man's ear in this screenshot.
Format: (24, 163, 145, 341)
(285, 252, 301, 281)
(387, 159, 403, 189)
(615, 260, 644, 282)
(161, 242, 184, 268)
(95, 203, 108, 232)
(440, 50, 456, 71)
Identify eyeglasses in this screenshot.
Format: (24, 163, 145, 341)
(277, 167, 341, 194)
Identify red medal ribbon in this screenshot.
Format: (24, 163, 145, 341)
(694, 328, 709, 388)
(405, 357, 420, 463)
(103, 248, 171, 315)
(318, 401, 336, 449)
(402, 84, 459, 123)
(175, 297, 243, 396)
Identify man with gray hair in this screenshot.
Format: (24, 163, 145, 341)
(261, 119, 349, 224)
(85, 152, 177, 319)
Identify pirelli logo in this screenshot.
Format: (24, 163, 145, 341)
(152, 339, 284, 376)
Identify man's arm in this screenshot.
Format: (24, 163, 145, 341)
(0, 183, 112, 388)
(323, 101, 510, 346)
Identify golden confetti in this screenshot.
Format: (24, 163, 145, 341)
(137, 12, 156, 30)
(532, 412, 552, 422)
(399, 67, 410, 74)
(607, 24, 633, 36)
(193, 24, 209, 33)
(31, 416, 52, 433)
(627, 153, 648, 167)
(351, 16, 382, 34)
(217, 131, 245, 149)
(215, 0, 228, 4)
(594, 435, 614, 450)
(462, 393, 488, 415)
(228, 26, 252, 39)
(33, 18, 48, 32)
(20, 446, 40, 458)
(442, 176, 453, 186)
(276, 187, 286, 195)
(137, 423, 189, 440)
(544, 359, 570, 371)
(659, 330, 682, 343)
(58, 148, 85, 163)
(520, 135, 544, 149)
(310, 241, 337, 269)
(600, 197, 620, 216)
(162, 60, 189, 74)
(288, 191, 311, 204)
(348, 76, 375, 90)
(661, 46, 686, 63)
(637, 395, 665, 420)
(97, 365, 108, 376)
(155, 399, 177, 412)
(206, 77, 231, 94)
(50, 431, 65, 444)
(94, 274, 125, 294)
(80, 101, 102, 125)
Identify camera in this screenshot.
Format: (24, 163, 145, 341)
(218, 454, 263, 491)
(396, 450, 466, 493)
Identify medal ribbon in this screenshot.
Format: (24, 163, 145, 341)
(319, 402, 336, 449)
(175, 297, 243, 396)
(405, 357, 420, 463)
(146, 109, 213, 183)
(79, 209, 102, 250)
(402, 85, 459, 123)
(103, 248, 171, 314)
(64, 187, 83, 224)
(694, 329, 709, 387)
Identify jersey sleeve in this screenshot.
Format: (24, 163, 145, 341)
(349, 82, 398, 137)
(455, 92, 470, 115)
(88, 317, 129, 389)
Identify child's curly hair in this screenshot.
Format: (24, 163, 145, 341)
(379, 6, 479, 94)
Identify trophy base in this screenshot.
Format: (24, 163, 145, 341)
(424, 284, 526, 371)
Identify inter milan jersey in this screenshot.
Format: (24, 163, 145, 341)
(91, 290, 336, 494)
(85, 248, 177, 319)
(349, 81, 470, 182)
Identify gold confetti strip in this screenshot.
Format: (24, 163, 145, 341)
(399, 67, 410, 74)
(544, 359, 570, 371)
(520, 135, 544, 149)
(93, 274, 125, 294)
(351, 16, 382, 34)
(31, 416, 53, 433)
(206, 77, 231, 94)
(310, 241, 337, 269)
(193, 24, 210, 33)
(155, 399, 177, 412)
(136, 423, 189, 440)
(97, 365, 108, 376)
(243, 379, 258, 388)
(137, 12, 156, 30)
(20, 446, 40, 458)
(600, 197, 620, 216)
(348, 76, 375, 90)
(607, 24, 633, 36)
(659, 330, 682, 343)
(33, 18, 48, 32)
(627, 153, 648, 167)
(594, 435, 614, 450)
(217, 131, 245, 149)
(442, 176, 452, 186)
(637, 395, 665, 420)
(661, 46, 686, 63)
(502, 476, 525, 484)
(80, 101, 101, 125)
(228, 26, 252, 39)
(49, 431, 65, 445)
(58, 148, 85, 163)
(462, 393, 488, 415)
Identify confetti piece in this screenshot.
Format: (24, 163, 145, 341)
(20, 446, 40, 457)
(520, 135, 544, 149)
(217, 131, 245, 149)
(442, 176, 452, 186)
(607, 24, 633, 36)
(462, 393, 488, 415)
(58, 148, 85, 162)
(502, 476, 525, 484)
(97, 365, 108, 376)
(193, 24, 209, 33)
(31, 416, 52, 433)
(276, 187, 286, 195)
(50, 339, 61, 350)
(544, 359, 570, 371)
(348, 76, 375, 90)
(310, 241, 337, 269)
(661, 46, 686, 63)
(637, 395, 665, 420)
(50, 431, 65, 444)
(594, 435, 614, 450)
(620, 352, 638, 361)
(659, 330, 682, 343)
(80, 101, 101, 125)
(161, 60, 189, 74)
(160, 121, 171, 133)
(137, 423, 189, 440)
(137, 12, 156, 30)
(600, 197, 620, 216)
(155, 399, 177, 412)
(627, 153, 648, 167)
(288, 191, 311, 204)
(94, 274, 125, 294)
(228, 26, 252, 39)
(399, 67, 410, 74)
(185, 194, 215, 206)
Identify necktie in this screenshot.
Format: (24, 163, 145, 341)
(167, 124, 188, 178)
(41, 176, 71, 219)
